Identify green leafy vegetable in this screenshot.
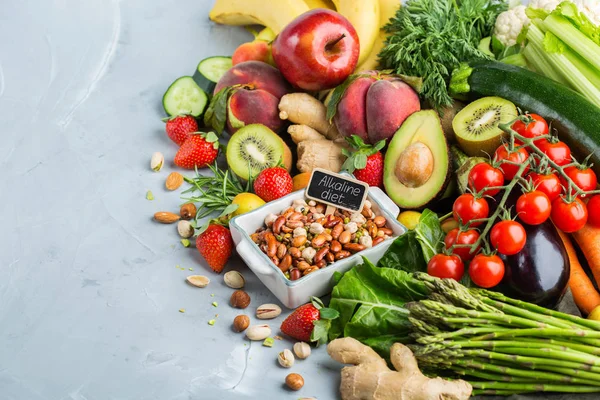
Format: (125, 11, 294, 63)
(204, 85, 237, 134)
(414, 209, 444, 261)
(379, 0, 506, 110)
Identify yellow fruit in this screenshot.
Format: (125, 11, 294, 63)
(354, 0, 400, 72)
(441, 218, 460, 234)
(332, 0, 380, 65)
(589, 305, 600, 321)
(397, 211, 422, 230)
(232, 193, 266, 216)
(209, 0, 310, 34)
(303, 0, 336, 9)
(293, 172, 312, 191)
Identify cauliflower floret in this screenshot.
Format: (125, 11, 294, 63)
(572, 0, 600, 26)
(494, 5, 530, 47)
(529, 0, 561, 11)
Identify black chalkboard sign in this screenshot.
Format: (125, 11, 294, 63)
(305, 168, 369, 212)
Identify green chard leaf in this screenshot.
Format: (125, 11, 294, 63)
(378, 230, 427, 272)
(414, 209, 444, 261)
(204, 86, 236, 134)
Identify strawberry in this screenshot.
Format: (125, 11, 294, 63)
(253, 167, 293, 202)
(341, 135, 385, 188)
(165, 115, 199, 146)
(280, 297, 339, 345)
(195, 224, 233, 273)
(174, 132, 219, 169)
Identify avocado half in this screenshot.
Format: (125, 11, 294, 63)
(383, 110, 451, 210)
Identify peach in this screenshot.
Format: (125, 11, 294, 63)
(333, 74, 377, 142)
(215, 61, 292, 133)
(214, 61, 291, 99)
(227, 89, 282, 134)
(232, 41, 275, 66)
(366, 78, 421, 143)
(333, 72, 420, 143)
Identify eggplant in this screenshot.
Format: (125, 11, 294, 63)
(489, 188, 570, 309)
(496, 220, 570, 309)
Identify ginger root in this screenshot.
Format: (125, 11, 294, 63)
(327, 337, 472, 400)
(297, 138, 345, 173)
(279, 93, 341, 140)
(288, 124, 325, 144)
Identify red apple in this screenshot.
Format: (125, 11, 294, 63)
(272, 9, 359, 91)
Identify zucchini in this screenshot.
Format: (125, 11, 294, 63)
(450, 60, 600, 175)
(193, 56, 232, 94)
(162, 76, 208, 118)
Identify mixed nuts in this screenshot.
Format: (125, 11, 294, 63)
(251, 198, 394, 280)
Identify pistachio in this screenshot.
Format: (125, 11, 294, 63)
(293, 227, 308, 237)
(344, 222, 358, 233)
(278, 349, 295, 368)
(186, 275, 209, 288)
(150, 152, 164, 172)
(359, 235, 373, 248)
(293, 342, 311, 359)
(224, 271, 245, 289)
(245, 324, 271, 341)
(177, 220, 194, 238)
(256, 303, 282, 320)
(301, 247, 316, 264)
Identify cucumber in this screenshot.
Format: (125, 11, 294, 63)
(162, 76, 208, 118)
(193, 56, 232, 94)
(450, 60, 600, 175)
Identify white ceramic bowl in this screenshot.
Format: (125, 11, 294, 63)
(229, 187, 406, 309)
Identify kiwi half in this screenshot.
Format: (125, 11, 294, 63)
(226, 124, 286, 180)
(452, 96, 518, 157)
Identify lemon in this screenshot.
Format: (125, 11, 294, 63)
(232, 193, 266, 216)
(397, 211, 422, 230)
(589, 305, 600, 321)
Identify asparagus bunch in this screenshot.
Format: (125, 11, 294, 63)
(408, 273, 600, 396)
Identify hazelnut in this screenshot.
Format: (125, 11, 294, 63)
(285, 373, 304, 391)
(230, 290, 251, 309)
(233, 315, 250, 332)
(278, 349, 295, 368)
(293, 342, 311, 359)
(180, 203, 197, 220)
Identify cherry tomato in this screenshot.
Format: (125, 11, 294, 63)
(551, 197, 588, 233)
(494, 144, 530, 180)
(444, 228, 481, 261)
(490, 220, 527, 255)
(512, 113, 548, 144)
(587, 195, 600, 228)
(538, 139, 571, 166)
(469, 254, 505, 288)
(427, 253, 465, 281)
(468, 163, 504, 196)
(528, 172, 562, 202)
(452, 194, 490, 227)
(561, 166, 598, 196)
(516, 190, 552, 225)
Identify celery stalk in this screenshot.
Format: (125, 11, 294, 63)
(527, 24, 600, 108)
(522, 43, 572, 87)
(543, 14, 600, 73)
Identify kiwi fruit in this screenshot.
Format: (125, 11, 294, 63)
(226, 124, 288, 180)
(452, 96, 518, 157)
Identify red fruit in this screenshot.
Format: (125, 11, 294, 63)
(427, 253, 464, 281)
(468, 162, 504, 196)
(511, 113, 548, 144)
(561, 166, 598, 197)
(490, 220, 527, 256)
(516, 190, 552, 225)
(528, 172, 561, 202)
(494, 144, 530, 180)
(280, 303, 321, 342)
(538, 139, 571, 166)
(452, 193, 489, 227)
(342, 135, 385, 187)
(174, 133, 219, 169)
(587, 195, 600, 228)
(196, 224, 233, 273)
(165, 115, 199, 146)
(254, 167, 293, 202)
(444, 228, 481, 261)
(469, 254, 505, 288)
(551, 197, 588, 233)
(232, 41, 272, 65)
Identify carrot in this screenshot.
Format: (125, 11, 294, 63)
(559, 229, 600, 315)
(572, 224, 600, 289)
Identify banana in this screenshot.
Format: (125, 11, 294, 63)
(303, 0, 336, 9)
(355, 0, 400, 72)
(209, 0, 310, 34)
(332, 0, 380, 65)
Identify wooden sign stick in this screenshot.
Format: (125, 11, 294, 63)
(325, 205, 337, 216)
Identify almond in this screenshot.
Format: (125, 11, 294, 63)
(165, 172, 184, 191)
(154, 211, 181, 224)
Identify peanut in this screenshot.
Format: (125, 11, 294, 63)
(338, 230, 352, 244)
(373, 215, 387, 228)
(335, 250, 351, 260)
(289, 247, 301, 259)
(265, 233, 277, 257)
(273, 216, 286, 234)
(325, 252, 335, 263)
(315, 260, 326, 268)
(312, 234, 327, 248)
(330, 240, 342, 253)
(303, 266, 319, 276)
(292, 235, 307, 248)
(277, 243, 287, 259)
(379, 227, 393, 236)
(314, 247, 329, 263)
(366, 221, 378, 238)
(286, 220, 304, 229)
(331, 223, 344, 240)
(323, 215, 341, 228)
(290, 269, 301, 280)
(373, 236, 384, 246)
(297, 261, 311, 271)
(288, 212, 303, 221)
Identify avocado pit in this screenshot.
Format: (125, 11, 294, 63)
(394, 142, 434, 188)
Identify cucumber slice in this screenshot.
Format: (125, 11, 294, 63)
(162, 76, 208, 118)
(193, 56, 232, 94)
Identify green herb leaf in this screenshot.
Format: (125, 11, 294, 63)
(310, 319, 331, 347)
(318, 307, 340, 320)
(204, 86, 235, 134)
